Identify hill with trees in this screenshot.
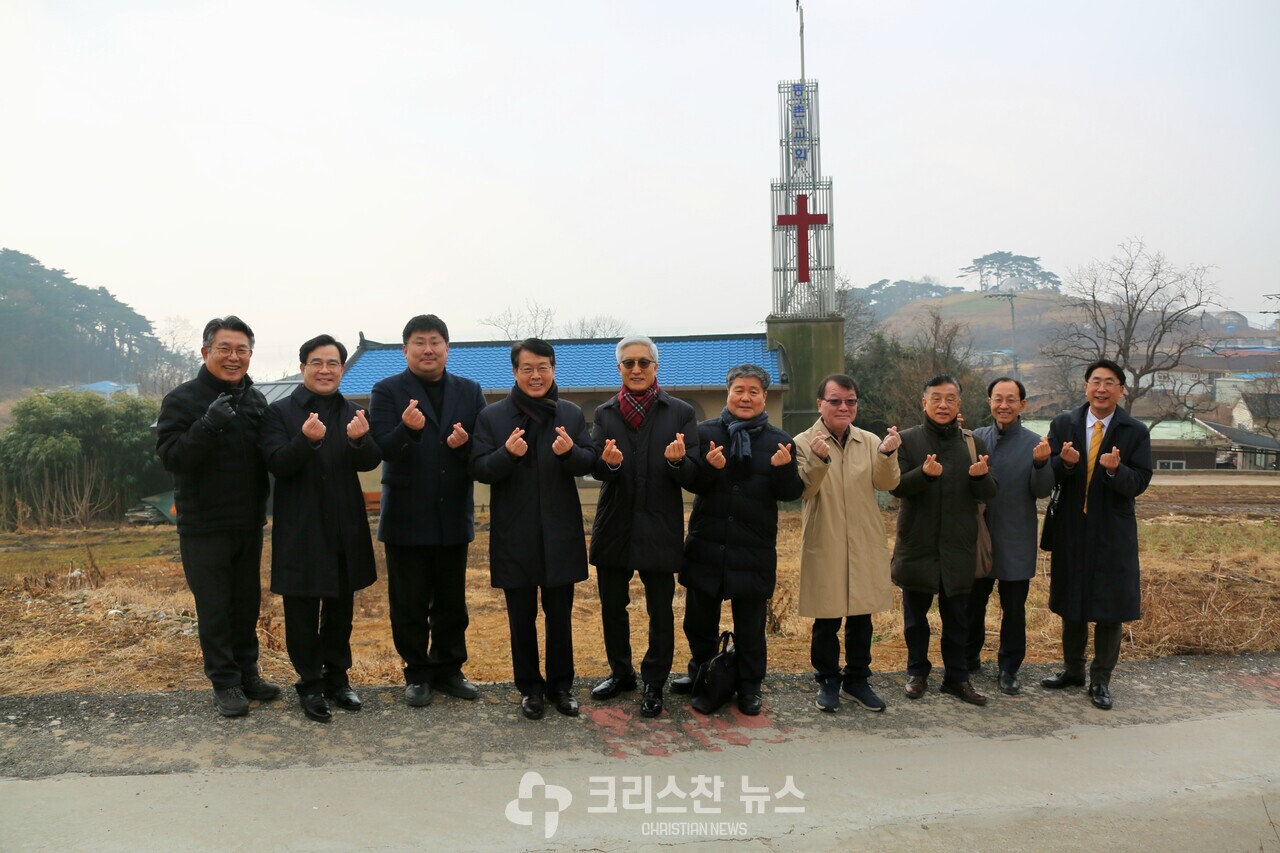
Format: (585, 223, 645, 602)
(0, 249, 196, 397)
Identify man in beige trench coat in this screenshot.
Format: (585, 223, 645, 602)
(794, 374, 901, 712)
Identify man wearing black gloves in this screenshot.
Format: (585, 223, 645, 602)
(156, 316, 280, 717)
(262, 335, 381, 723)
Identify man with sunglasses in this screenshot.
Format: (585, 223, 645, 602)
(156, 316, 280, 717)
(794, 374, 901, 712)
(1040, 359, 1152, 710)
(587, 336, 700, 717)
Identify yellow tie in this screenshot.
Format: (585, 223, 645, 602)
(1084, 420, 1104, 514)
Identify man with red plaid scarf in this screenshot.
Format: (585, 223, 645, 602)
(587, 335, 701, 717)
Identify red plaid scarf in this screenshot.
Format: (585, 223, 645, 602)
(618, 382, 660, 431)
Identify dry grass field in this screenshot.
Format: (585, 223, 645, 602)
(1, 485, 1277, 696)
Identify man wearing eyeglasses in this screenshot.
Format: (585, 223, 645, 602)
(369, 315, 488, 708)
(586, 336, 700, 718)
(1040, 359, 1152, 710)
(891, 374, 998, 707)
(156, 316, 280, 717)
(472, 338, 595, 720)
(794, 374, 901, 713)
(261, 335, 381, 723)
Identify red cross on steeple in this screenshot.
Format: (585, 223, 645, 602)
(775, 194, 828, 283)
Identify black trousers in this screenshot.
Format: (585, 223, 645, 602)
(282, 556, 354, 697)
(179, 530, 264, 690)
(811, 614, 873, 685)
(682, 586, 767, 690)
(1062, 619, 1122, 685)
(503, 584, 575, 696)
(596, 567, 676, 686)
(902, 587, 970, 683)
(385, 543, 470, 685)
(965, 577, 1030, 674)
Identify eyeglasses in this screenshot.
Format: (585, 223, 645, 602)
(821, 398, 858, 408)
(517, 365, 554, 376)
(212, 345, 251, 357)
(1087, 378, 1121, 388)
(306, 359, 343, 369)
(926, 395, 960, 405)
(620, 358, 656, 370)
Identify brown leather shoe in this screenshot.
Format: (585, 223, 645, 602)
(904, 675, 928, 699)
(941, 679, 988, 706)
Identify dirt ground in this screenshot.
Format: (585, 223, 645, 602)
(0, 484, 1277, 696)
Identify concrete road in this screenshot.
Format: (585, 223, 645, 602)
(3, 654, 1279, 851)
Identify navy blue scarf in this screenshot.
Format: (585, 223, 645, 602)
(719, 407, 770, 462)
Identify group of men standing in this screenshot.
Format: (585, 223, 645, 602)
(157, 315, 1151, 723)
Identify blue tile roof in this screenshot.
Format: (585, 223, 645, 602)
(340, 334, 782, 396)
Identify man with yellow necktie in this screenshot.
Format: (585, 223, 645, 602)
(1039, 359, 1152, 710)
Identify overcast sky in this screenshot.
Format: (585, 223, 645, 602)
(3, 1, 1277, 378)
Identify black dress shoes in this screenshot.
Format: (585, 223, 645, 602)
(213, 686, 249, 717)
(904, 675, 928, 699)
(591, 672, 638, 701)
(737, 691, 763, 716)
(299, 693, 332, 723)
(548, 691, 580, 717)
(941, 680, 988, 706)
(639, 683, 664, 718)
(998, 672, 1021, 695)
(242, 676, 282, 702)
(1040, 670, 1086, 689)
(405, 682, 434, 707)
(521, 694, 545, 720)
(1089, 682, 1113, 710)
(671, 674, 695, 695)
(325, 685, 362, 711)
(434, 674, 479, 701)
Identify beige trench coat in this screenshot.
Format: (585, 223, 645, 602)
(794, 418, 900, 618)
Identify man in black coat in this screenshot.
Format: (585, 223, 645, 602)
(262, 335, 382, 723)
(1040, 359, 1153, 711)
(674, 364, 804, 716)
(588, 335, 700, 718)
(891, 374, 998, 707)
(369, 315, 488, 707)
(471, 338, 595, 721)
(156, 316, 280, 717)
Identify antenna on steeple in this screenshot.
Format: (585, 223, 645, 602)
(797, 1, 806, 83)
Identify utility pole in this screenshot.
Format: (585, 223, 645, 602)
(984, 292, 1020, 378)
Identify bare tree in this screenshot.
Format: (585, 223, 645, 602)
(560, 315, 630, 339)
(912, 306, 976, 379)
(1042, 239, 1219, 427)
(834, 274, 878, 355)
(479, 300, 558, 340)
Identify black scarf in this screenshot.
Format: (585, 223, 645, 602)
(511, 382, 559, 427)
(719, 407, 770, 462)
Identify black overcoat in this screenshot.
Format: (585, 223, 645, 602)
(1043, 404, 1152, 623)
(471, 395, 595, 589)
(261, 386, 381, 598)
(679, 417, 804, 601)
(156, 365, 269, 535)
(589, 390, 700, 572)
(368, 369, 487, 547)
(890, 420, 999, 597)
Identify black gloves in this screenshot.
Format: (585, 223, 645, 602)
(202, 392, 236, 430)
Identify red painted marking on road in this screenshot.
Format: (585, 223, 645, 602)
(582, 701, 797, 759)
(1223, 672, 1280, 704)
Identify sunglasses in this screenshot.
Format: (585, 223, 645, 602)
(821, 398, 858, 408)
(620, 358, 656, 370)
